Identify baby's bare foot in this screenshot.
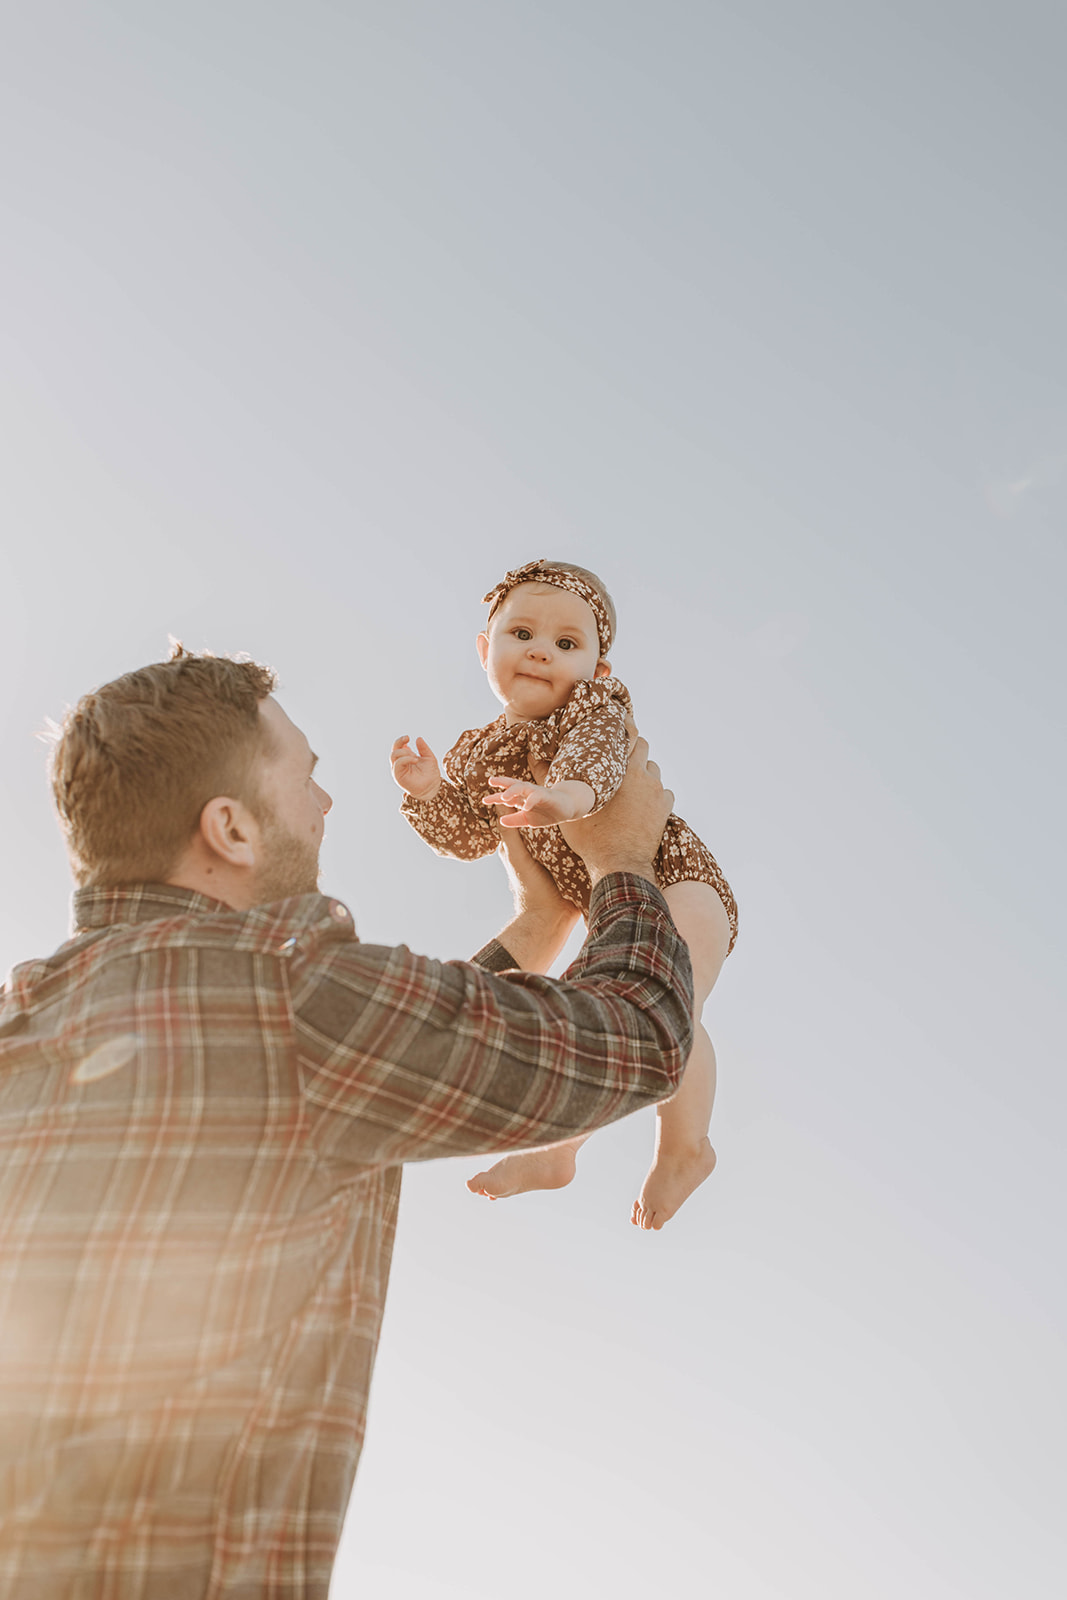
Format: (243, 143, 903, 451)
(631, 1138, 716, 1231)
(467, 1145, 578, 1200)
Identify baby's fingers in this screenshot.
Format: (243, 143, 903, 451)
(483, 789, 525, 808)
(392, 734, 436, 765)
(498, 808, 535, 828)
(483, 776, 530, 807)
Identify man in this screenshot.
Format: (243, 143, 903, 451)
(0, 645, 693, 1598)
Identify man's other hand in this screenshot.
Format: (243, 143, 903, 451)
(496, 828, 574, 920)
(560, 738, 672, 888)
(493, 829, 580, 973)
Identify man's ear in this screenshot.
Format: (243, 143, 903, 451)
(476, 632, 490, 669)
(197, 796, 258, 869)
(594, 657, 611, 679)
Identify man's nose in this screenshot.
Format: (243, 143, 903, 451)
(316, 784, 333, 814)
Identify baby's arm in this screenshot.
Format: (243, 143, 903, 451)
(391, 734, 500, 860)
(391, 734, 443, 800)
(484, 775, 595, 828)
(484, 693, 631, 830)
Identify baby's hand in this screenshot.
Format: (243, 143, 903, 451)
(483, 776, 584, 828)
(391, 735, 442, 801)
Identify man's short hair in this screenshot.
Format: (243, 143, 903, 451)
(50, 644, 278, 888)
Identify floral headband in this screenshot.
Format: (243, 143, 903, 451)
(482, 559, 613, 658)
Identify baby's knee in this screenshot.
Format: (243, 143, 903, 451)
(661, 880, 731, 998)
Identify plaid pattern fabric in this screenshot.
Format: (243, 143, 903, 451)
(0, 876, 692, 1598)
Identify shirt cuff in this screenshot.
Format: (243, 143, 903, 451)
(472, 875, 670, 974)
(587, 871, 673, 923)
(471, 938, 519, 972)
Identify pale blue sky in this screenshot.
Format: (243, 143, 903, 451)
(1, 4, 1064, 1596)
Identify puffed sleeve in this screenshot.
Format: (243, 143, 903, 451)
(400, 728, 499, 861)
(545, 677, 633, 813)
(400, 782, 500, 860)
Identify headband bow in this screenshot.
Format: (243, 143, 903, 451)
(482, 559, 613, 657)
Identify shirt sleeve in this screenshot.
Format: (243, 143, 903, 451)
(545, 684, 630, 812)
(291, 875, 693, 1167)
(470, 939, 519, 972)
(400, 779, 500, 861)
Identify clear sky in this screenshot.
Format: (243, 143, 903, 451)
(1, 3, 1064, 1596)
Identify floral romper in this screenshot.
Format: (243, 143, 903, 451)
(401, 676, 738, 952)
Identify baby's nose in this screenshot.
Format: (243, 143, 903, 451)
(526, 641, 551, 660)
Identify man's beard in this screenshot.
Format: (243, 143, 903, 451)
(251, 811, 322, 904)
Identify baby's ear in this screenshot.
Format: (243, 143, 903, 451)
(476, 632, 490, 669)
(594, 657, 611, 679)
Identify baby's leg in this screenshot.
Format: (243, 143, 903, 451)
(467, 1133, 589, 1200)
(632, 880, 731, 1231)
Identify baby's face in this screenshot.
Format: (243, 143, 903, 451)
(477, 582, 609, 720)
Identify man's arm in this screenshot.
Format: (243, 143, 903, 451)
(474, 721, 654, 972)
(294, 741, 691, 1166)
(472, 831, 580, 975)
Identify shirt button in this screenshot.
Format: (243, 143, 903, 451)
(331, 902, 351, 922)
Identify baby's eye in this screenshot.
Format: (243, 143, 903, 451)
(514, 628, 532, 640)
(557, 637, 576, 650)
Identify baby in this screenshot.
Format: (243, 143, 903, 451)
(391, 558, 738, 1230)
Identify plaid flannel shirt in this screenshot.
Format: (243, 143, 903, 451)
(0, 875, 692, 1598)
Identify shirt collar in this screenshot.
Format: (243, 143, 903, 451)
(72, 883, 235, 933)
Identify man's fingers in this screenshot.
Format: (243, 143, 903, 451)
(627, 738, 666, 793)
(556, 728, 673, 877)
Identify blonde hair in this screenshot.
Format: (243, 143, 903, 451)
(49, 643, 278, 887)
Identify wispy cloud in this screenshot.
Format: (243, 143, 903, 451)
(985, 442, 1067, 516)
